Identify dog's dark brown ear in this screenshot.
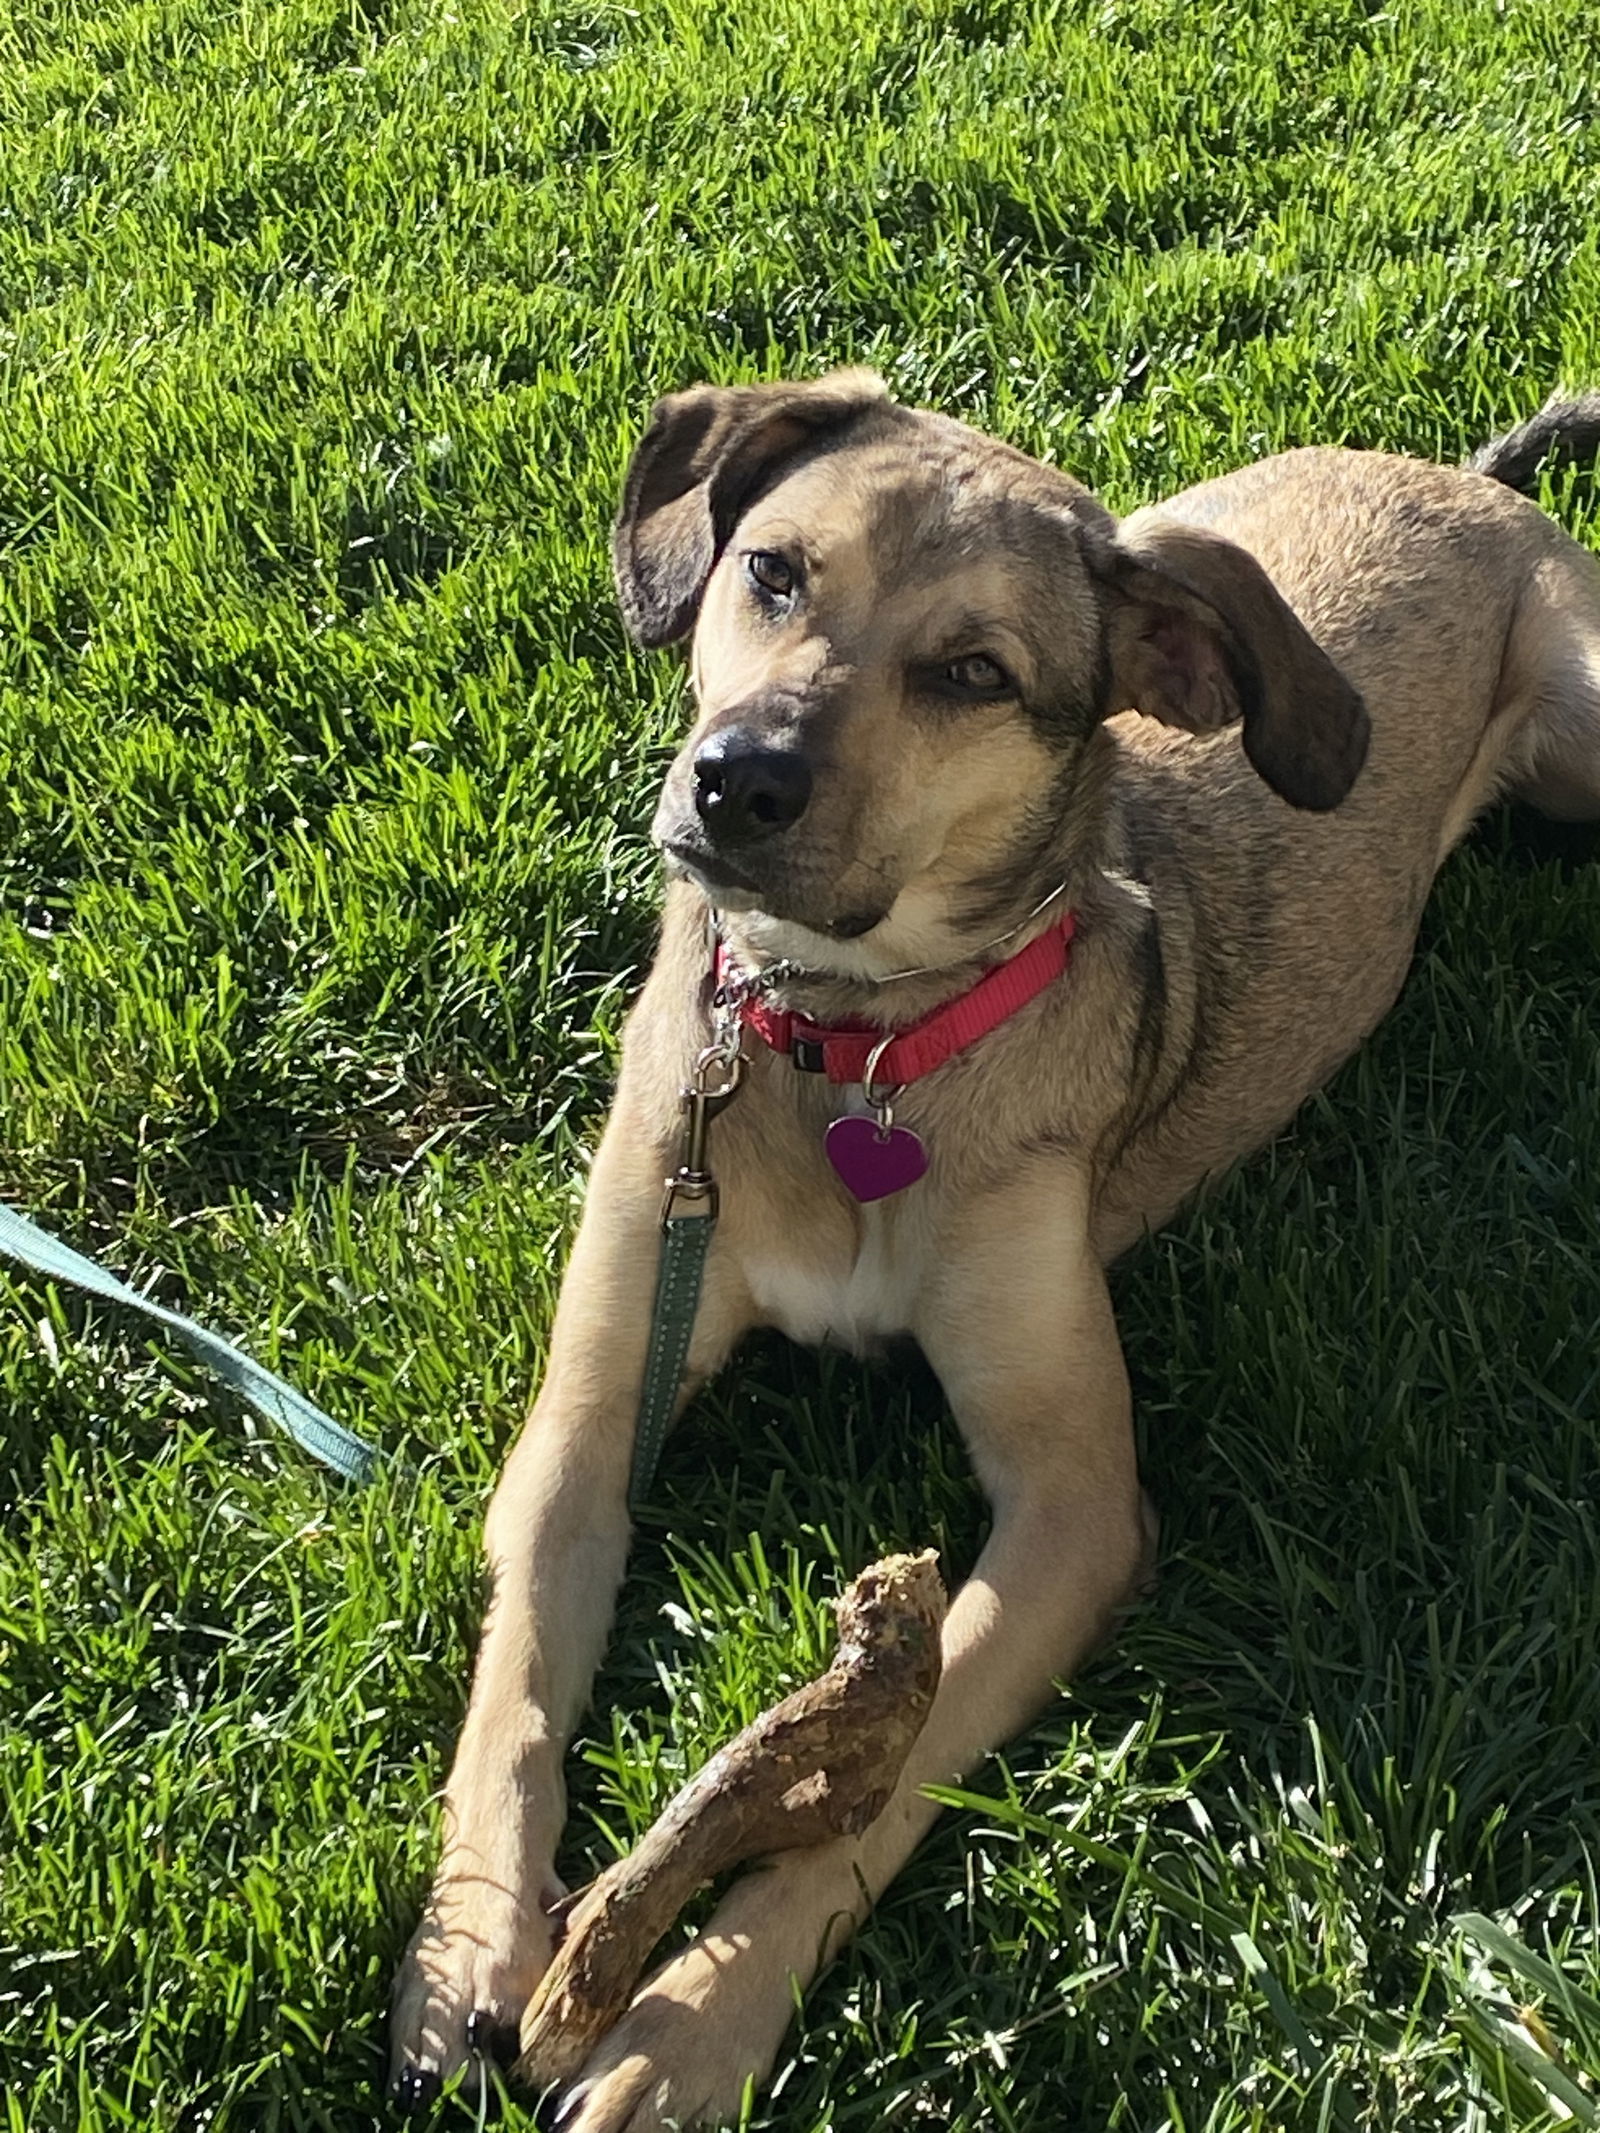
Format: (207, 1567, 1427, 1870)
(1091, 518, 1369, 810)
(613, 369, 890, 646)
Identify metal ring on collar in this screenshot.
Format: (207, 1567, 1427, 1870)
(861, 1033, 904, 1113)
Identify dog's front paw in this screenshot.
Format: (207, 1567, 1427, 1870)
(389, 1868, 565, 2112)
(553, 1928, 797, 2132)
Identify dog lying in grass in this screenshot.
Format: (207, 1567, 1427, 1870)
(391, 375, 1600, 2128)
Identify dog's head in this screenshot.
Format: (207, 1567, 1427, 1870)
(617, 370, 1368, 976)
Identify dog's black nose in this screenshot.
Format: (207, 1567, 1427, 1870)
(692, 730, 812, 841)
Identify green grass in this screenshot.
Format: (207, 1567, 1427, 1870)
(2, 0, 1599, 2126)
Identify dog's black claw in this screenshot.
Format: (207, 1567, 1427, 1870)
(466, 2008, 521, 2068)
(393, 2065, 441, 2115)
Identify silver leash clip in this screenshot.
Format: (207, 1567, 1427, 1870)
(661, 1040, 745, 1227)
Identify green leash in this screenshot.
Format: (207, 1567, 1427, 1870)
(0, 975, 743, 1500)
(628, 1212, 716, 1508)
(627, 1031, 744, 1510)
(0, 1202, 379, 1485)
(2, 1019, 728, 1500)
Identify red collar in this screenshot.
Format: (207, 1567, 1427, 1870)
(721, 912, 1076, 1087)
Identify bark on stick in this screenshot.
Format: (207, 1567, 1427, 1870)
(516, 1549, 946, 2087)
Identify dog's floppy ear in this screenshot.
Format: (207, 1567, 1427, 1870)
(613, 369, 890, 647)
(1091, 517, 1369, 810)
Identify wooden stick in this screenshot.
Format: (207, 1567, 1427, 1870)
(516, 1549, 946, 2087)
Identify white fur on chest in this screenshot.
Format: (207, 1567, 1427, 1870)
(742, 1200, 926, 1352)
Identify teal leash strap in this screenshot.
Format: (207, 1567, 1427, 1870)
(627, 1009, 745, 1515)
(628, 1211, 713, 1511)
(0, 1202, 379, 1485)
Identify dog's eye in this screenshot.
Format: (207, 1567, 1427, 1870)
(941, 654, 1011, 696)
(745, 551, 796, 598)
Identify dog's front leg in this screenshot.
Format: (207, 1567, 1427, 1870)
(557, 1160, 1149, 2133)
(389, 1089, 754, 2109)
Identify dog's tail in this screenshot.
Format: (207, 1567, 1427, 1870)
(1469, 391, 1600, 493)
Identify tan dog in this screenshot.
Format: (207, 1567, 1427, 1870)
(390, 375, 1600, 2128)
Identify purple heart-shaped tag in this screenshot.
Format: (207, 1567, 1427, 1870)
(824, 1115, 930, 1202)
